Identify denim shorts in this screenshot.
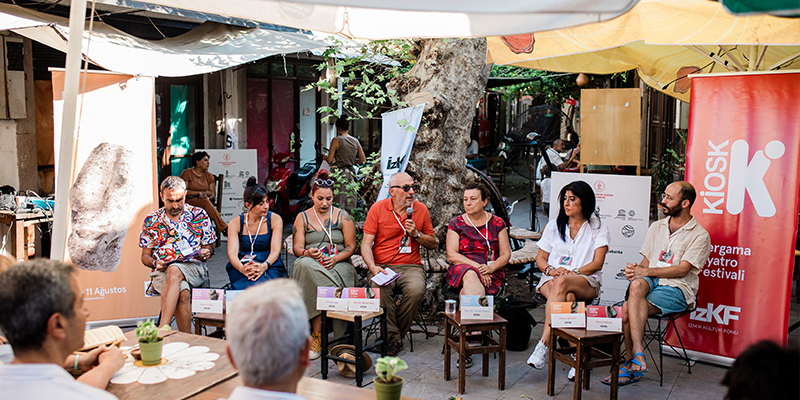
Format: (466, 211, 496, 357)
(631, 277, 688, 315)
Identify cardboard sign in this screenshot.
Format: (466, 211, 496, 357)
(550, 301, 586, 328)
(586, 305, 622, 332)
(225, 290, 245, 314)
(316, 287, 349, 311)
(347, 287, 381, 312)
(192, 288, 224, 314)
(460, 295, 494, 320)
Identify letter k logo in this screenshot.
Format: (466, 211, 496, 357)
(726, 140, 785, 217)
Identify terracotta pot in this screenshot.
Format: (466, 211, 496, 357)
(374, 377, 403, 400)
(139, 339, 164, 366)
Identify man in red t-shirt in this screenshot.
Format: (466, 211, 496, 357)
(362, 172, 437, 355)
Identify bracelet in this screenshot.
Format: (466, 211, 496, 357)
(544, 265, 555, 276)
(302, 249, 307, 256)
(73, 354, 80, 371)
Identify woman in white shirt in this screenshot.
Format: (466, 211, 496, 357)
(527, 180, 610, 372)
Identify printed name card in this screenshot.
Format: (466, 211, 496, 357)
(460, 295, 494, 320)
(316, 287, 349, 311)
(192, 288, 224, 314)
(225, 290, 245, 314)
(347, 287, 381, 312)
(550, 301, 586, 328)
(586, 305, 622, 332)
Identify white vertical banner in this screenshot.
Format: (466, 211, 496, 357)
(550, 172, 651, 305)
(225, 119, 239, 149)
(377, 104, 425, 200)
(202, 149, 258, 226)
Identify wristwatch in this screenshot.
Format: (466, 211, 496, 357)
(544, 265, 555, 276)
(413, 230, 421, 239)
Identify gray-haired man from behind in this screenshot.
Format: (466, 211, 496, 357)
(225, 279, 312, 399)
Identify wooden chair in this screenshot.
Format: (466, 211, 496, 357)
(486, 157, 506, 190)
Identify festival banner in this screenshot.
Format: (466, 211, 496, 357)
(550, 172, 651, 305)
(53, 70, 160, 323)
(677, 72, 800, 364)
(377, 104, 425, 200)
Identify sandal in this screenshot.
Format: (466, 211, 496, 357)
(457, 355, 473, 368)
(629, 352, 649, 373)
(601, 365, 642, 386)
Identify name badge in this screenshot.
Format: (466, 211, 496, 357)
(399, 236, 411, 253)
(657, 250, 673, 268)
(178, 239, 195, 257)
(559, 255, 573, 267)
(400, 246, 412, 254)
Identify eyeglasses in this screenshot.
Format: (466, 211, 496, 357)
(390, 184, 418, 192)
(659, 193, 677, 202)
(315, 179, 334, 187)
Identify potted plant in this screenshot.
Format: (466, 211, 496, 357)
(135, 319, 170, 366)
(373, 356, 407, 400)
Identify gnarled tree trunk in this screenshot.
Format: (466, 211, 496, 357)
(371, 38, 490, 321)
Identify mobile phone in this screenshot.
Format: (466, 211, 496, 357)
(240, 254, 256, 264)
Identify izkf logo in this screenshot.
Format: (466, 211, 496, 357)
(701, 139, 785, 217)
(690, 303, 741, 325)
(386, 155, 406, 170)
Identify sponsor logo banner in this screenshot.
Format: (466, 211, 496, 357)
(677, 72, 800, 360)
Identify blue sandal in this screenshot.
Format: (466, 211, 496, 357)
(602, 365, 642, 386)
(629, 352, 649, 373)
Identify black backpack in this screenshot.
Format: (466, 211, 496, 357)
(497, 296, 538, 351)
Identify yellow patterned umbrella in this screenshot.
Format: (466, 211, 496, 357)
(487, 0, 800, 102)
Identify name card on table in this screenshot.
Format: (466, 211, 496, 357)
(192, 288, 224, 314)
(460, 295, 494, 320)
(316, 287, 349, 311)
(550, 301, 586, 328)
(225, 290, 245, 314)
(586, 305, 622, 332)
(347, 287, 380, 312)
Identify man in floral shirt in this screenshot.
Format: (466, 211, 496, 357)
(140, 176, 216, 332)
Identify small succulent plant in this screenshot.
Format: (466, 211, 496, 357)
(135, 319, 170, 343)
(375, 356, 408, 384)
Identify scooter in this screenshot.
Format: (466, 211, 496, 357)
(264, 151, 322, 221)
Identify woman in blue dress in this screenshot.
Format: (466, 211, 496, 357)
(225, 177, 285, 289)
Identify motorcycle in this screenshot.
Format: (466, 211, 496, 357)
(264, 151, 322, 221)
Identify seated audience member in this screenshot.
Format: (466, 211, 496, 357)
(446, 183, 510, 298)
(721, 340, 799, 400)
(540, 163, 552, 217)
(226, 279, 311, 399)
(180, 151, 228, 235)
(528, 181, 609, 378)
(225, 177, 285, 289)
(140, 176, 216, 332)
(290, 170, 357, 360)
(535, 139, 579, 184)
(604, 181, 711, 385)
(0, 259, 125, 398)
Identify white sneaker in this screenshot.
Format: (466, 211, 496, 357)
(527, 340, 549, 369)
(568, 367, 576, 380)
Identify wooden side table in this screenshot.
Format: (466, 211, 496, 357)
(321, 309, 387, 388)
(194, 313, 226, 337)
(443, 312, 507, 395)
(547, 327, 622, 400)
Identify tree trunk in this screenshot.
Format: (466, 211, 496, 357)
(370, 38, 490, 322)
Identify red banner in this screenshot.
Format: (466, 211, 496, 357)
(674, 72, 800, 362)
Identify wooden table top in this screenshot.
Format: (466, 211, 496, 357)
(106, 331, 236, 400)
(553, 327, 623, 340)
(190, 375, 420, 400)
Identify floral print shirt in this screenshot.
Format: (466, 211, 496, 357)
(139, 204, 216, 264)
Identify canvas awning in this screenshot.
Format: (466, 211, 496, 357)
(0, 2, 346, 77)
(94, 0, 641, 39)
(487, 0, 800, 102)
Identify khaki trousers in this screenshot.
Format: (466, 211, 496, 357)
(371, 264, 426, 343)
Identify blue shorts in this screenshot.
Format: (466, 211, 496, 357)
(629, 277, 688, 315)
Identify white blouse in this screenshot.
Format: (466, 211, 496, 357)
(536, 214, 610, 290)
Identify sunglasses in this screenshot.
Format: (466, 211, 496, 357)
(315, 179, 334, 187)
(390, 184, 418, 192)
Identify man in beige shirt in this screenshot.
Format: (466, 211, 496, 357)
(605, 181, 711, 386)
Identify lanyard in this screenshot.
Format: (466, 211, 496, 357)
(464, 211, 492, 255)
(391, 208, 410, 232)
(244, 214, 264, 255)
(313, 208, 334, 246)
